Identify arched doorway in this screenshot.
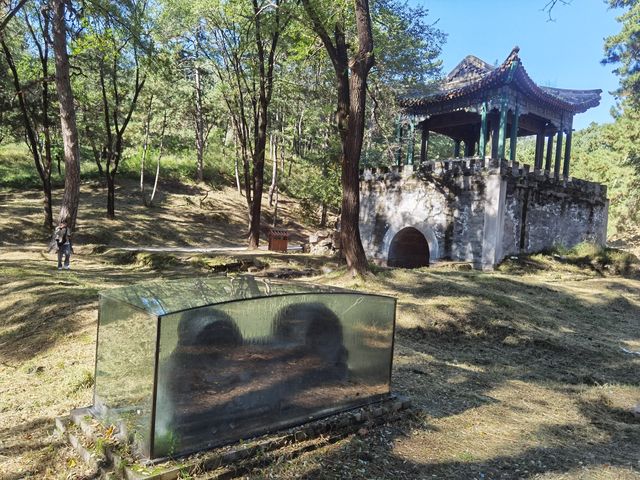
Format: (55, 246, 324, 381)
(387, 227, 430, 268)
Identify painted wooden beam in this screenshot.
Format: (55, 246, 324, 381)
(509, 105, 520, 162)
(395, 119, 403, 166)
(554, 129, 564, 178)
(420, 123, 429, 164)
(563, 129, 572, 178)
(478, 101, 488, 158)
(545, 134, 553, 172)
(534, 132, 545, 169)
(497, 106, 508, 159)
(406, 122, 415, 165)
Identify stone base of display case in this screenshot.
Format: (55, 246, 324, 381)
(55, 394, 411, 480)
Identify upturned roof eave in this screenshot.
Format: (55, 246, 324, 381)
(399, 47, 602, 115)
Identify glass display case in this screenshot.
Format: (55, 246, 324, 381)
(92, 276, 396, 459)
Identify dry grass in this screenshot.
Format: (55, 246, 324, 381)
(0, 178, 313, 248)
(0, 185, 639, 479)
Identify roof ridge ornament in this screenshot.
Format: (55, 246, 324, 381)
(505, 46, 520, 67)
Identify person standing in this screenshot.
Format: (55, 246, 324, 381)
(51, 219, 73, 270)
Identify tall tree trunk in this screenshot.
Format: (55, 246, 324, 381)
(268, 132, 278, 207)
(341, 68, 368, 273)
(106, 183, 114, 215)
(38, 11, 53, 230)
(241, 132, 252, 212)
(140, 95, 153, 201)
(52, 0, 80, 230)
(341, 0, 374, 275)
(194, 65, 205, 182)
(1, 37, 53, 229)
(148, 111, 167, 206)
(273, 182, 279, 227)
(301, 0, 373, 275)
(234, 133, 242, 195)
(247, 0, 280, 249)
(99, 57, 145, 218)
(320, 202, 328, 227)
(106, 170, 115, 217)
(248, 104, 267, 248)
(295, 107, 304, 156)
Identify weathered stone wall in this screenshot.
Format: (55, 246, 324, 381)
(360, 159, 608, 269)
(360, 160, 499, 268)
(501, 171, 608, 257)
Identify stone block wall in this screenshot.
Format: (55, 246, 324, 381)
(360, 159, 608, 269)
(360, 160, 500, 268)
(501, 170, 608, 257)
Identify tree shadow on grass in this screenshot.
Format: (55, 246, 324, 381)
(278, 323, 639, 479)
(289, 414, 639, 479)
(0, 254, 189, 363)
(1, 255, 638, 478)
(381, 270, 639, 396)
(311, 269, 640, 478)
(0, 249, 343, 364)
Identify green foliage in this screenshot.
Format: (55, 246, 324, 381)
(0, 143, 45, 188)
(71, 370, 95, 392)
(0, 0, 446, 225)
(283, 152, 341, 225)
(363, 1, 446, 166)
(603, 0, 640, 105)
(371, 0, 445, 95)
(514, 118, 640, 238)
(606, 102, 640, 168)
(553, 242, 639, 276)
(571, 121, 640, 235)
(123, 143, 234, 183)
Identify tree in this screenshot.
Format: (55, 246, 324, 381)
(603, 1, 640, 170)
(0, 56, 20, 145)
(157, 6, 213, 183)
(300, 0, 376, 275)
(97, 40, 146, 218)
(0, 0, 28, 33)
(603, 0, 640, 105)
(74, 0, 150, 217)
(51, 0, 80, 229)
(194, 0, 289, 248)
(568, 122, 640, 234)
(362, 0, 444, 166)
(0, 3, 56, 228)
(0, 2, 28, 147)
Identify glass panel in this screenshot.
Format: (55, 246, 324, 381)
(93, 296, 157, 457)
(154, 293, 395, 458)
(100, 277, 347, 316)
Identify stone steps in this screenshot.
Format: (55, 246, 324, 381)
(56, 394, 411, 480)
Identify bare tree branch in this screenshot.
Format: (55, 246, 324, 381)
(542, 0, 571, 21)
(0, 0, 28, 32)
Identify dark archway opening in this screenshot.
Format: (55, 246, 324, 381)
(387, 227, 430, 268)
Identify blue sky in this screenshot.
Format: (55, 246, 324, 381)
(417, 0, 621, 130)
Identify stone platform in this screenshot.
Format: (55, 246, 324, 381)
(360, 158, 608, 269)
(55, 394, 411, 479)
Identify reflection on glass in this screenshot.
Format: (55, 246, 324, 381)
(93, 277, 396, 459)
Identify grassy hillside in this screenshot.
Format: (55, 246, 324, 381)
(0, 142, 321, 249)
(0, 183, 638, 479)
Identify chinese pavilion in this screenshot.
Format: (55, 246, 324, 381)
(398, 46, 602, 176)
(360, 48, 609, 269)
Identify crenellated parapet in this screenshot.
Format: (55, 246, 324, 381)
(360, 158, 607, 205)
